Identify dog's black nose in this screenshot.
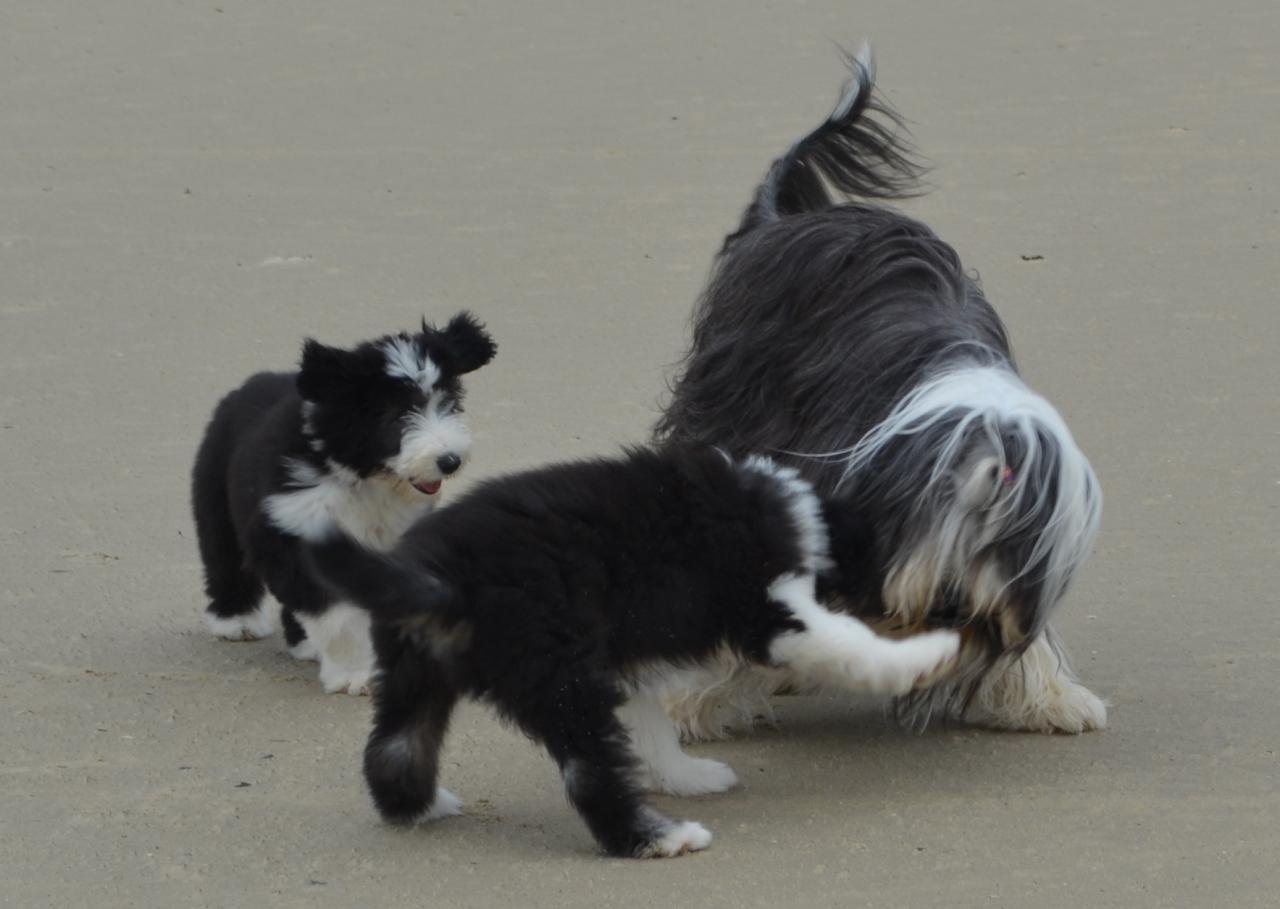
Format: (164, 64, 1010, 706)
(437, 453, 462, 475)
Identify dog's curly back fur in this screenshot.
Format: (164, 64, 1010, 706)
(657, 205, 1012, 489)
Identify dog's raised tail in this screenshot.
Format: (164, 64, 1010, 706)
(729, 44, 924, 245)
(305, 532, 453, 621)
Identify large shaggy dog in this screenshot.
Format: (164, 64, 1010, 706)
(656, 47, 1106, 736)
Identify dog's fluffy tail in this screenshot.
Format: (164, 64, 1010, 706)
(305, 532, 453, 620)
(728, 44, 924, 245)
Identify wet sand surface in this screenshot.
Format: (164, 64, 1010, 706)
(2, 2, 1277, 906)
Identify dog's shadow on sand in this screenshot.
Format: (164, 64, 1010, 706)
(377, 691, 1102, 863)
(677, 691, 1101, 807)
(140, 620, 1099, 862)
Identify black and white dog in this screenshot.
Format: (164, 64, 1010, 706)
(300, 447, 961, 858)
(191, 313, 496, 694)
(656, 47, 1106, 736)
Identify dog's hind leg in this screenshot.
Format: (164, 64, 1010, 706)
(520, 666, 712, 858)
(618, 692, 738, 795)
(201, 564, 272, 641)
(364, 637, 462, 824)
(192, 448, 272, 641)
(963, 627, 1107, 733)
(767, 573, 960, 696)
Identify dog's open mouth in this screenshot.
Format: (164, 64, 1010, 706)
(412, 479, 442, 496)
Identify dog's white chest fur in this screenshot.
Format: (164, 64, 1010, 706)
(265, 463, 432, 551)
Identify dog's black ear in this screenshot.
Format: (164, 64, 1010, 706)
(430, 312, 497, 375)
(297, 340, 366, 402)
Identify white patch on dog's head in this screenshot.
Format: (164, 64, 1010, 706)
(835, 364, 1102, 647)
(380, 335, 441, 393)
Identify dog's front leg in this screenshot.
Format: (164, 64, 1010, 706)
(767, 573, 960, 695)
(296, 604, 376, 696)
(963, 626, 1107, 733)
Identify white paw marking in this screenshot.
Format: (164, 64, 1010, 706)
(288, 638, 319, 662)
(967, 631, 1108, 734)
(1036, 678, 1108, 733)
(300, 604, 376, 695)
(617, 690, 740, 796)
(206, 606, 274, 641)
(767, 574, 959, 696)
(644, 820, 713, 858)
(319, 663, 372, 696)
(421, 788, 463, 821)
(867, 629, 961, 695)
(645, 758, 738, 796)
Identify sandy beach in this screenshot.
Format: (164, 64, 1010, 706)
(2, 1, 1277, 906)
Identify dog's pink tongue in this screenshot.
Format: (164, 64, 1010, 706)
(413, 479, 442, 496)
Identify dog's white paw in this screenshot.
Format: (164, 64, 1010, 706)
(642, 821, 713, 858)
(865, 629, 961, 696)
(288, 638, 320, 662)
(319, 663, 373, 696)
(646, 757, 738, 796)
(305, 604, 375, 695)
(1026, 678, 1108, 734)
(966, 632, 1108, 734)
(206, 607, 274, 641)
(906, 629, 964, 689)
(421, 788, 463, 821)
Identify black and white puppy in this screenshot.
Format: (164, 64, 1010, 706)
(300, 447, 960, 858)
(191, 313, 496, 694)
(657, 47, 1106, 736)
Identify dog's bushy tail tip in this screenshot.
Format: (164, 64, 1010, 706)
(723, 42, 925, 250)
(830, 42, 875, 122)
